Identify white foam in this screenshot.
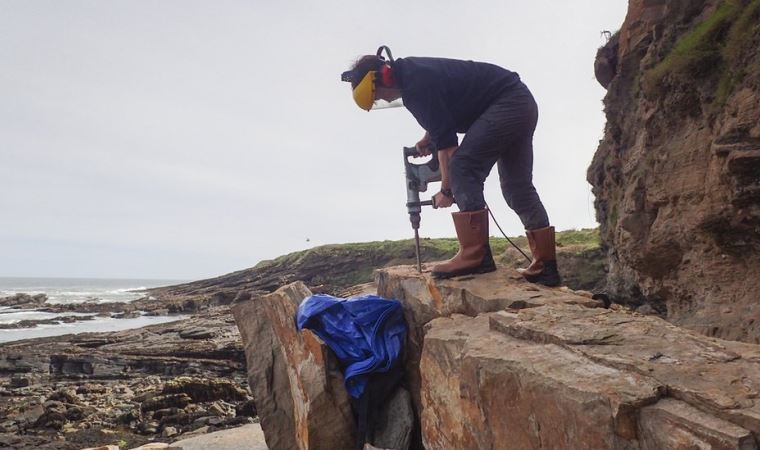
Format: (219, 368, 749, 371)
(109, 287, 147, 294)
(0, 310, 95, 324)
(0, 315, 184, 343)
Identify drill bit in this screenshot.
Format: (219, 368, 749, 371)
(414, 228, 422, 272)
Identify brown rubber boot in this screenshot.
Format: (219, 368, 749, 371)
(432, 209, 496, 279)
(518, 226, 561, 287)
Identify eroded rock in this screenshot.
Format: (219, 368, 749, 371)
(0, 307, 254, 449)
(639, 399, 757, 450)
(588, 0, 760, 343)
(231, 281, 355, 450)
(0, 293, 48, 307)
(161, 377, 247, 403)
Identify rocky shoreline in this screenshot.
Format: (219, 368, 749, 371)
(0, 306, 254, 450)
(0, 291, 196, 333)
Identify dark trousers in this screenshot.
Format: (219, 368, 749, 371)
(449, 83, 550, 230)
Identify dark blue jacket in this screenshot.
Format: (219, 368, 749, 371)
(395, 57, 521, 149)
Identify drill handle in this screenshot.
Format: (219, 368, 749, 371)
(404, 143, 437, 158)
(406, 200, 434, 208)
(403, 146, 418, 158)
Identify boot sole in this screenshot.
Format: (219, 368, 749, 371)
(522, 260, 561, 287)
(432, 264, 497, 280)
(523, 272, 561, 287)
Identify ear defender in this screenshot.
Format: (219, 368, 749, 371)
(375, 45, 395, 88)
(379, 65, 395, 88)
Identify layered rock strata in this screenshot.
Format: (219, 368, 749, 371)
(232, 264, 760, 449)
(375, 266, 601, 413)
(589, 0, 760, 342)
(231, 283, 356, 450)
(381, 265, 760, 449)
(0, 309, 253, 450)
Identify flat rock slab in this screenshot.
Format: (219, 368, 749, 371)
(376, 265, 603, 413)
(377, 265, 601, 325)
(166, 424, 267, 450)
(491, 305, 760, 436)
(421, 309, 760, 449)
(639, 399, 756, 450)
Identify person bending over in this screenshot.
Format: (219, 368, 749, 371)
(342, 46, 560, 287)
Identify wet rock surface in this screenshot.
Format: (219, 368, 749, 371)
(0, 314, 97, 329)
(0, 293, 49, 307)
(0, 307, 256, 450)
(0, 291, 188, 334)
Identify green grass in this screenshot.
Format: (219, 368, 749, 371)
(643, 1, 739, 95)
(556, 228, 600, 248)
(257, 229, 600, 267)
(642, 0, 760, 107)
(251, 228, 601, 289)
(714, 0, 760, 107)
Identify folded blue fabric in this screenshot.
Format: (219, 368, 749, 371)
(296, 294, 407, 398)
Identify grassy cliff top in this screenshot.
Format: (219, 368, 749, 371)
(149, 228, 603, 305)
(257, 227, 600, 270)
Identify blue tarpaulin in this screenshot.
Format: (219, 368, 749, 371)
(296, 294, 407, 398)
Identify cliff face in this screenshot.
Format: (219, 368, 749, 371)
(589, 0, 760, 343)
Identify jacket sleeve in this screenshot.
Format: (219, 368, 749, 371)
(403, 78, 458, 149)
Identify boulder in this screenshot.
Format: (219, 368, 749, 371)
(49, 354, 126, 378)
(0, 293, 47, 307)
(10, 375, 30, 388)
(376, 265, 602, 411)
(367, 386, 414, 450)
(231, 282, 355, 450)
(161, 377, 247, 403)
(140, 393, 192, 412)
(166, 423, 267, 450)
(421, 313, 660, 449)
(129, 444, 169, 450)
(638, 399, 756, 450)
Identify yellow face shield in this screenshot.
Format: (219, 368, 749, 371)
(341, 52, 404, 111)
(352, 71, 376, 111)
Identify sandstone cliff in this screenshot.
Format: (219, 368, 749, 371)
(589, 0, 760, 343)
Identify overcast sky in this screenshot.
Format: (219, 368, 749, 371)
(0, 0, 628, 279)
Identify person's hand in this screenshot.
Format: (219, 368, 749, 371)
(433, 190, 454, 209)
(415, 139, 432, 157)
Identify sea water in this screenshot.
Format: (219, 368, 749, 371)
(0, 277, 188, 343)
(0, 277, 184, 304)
